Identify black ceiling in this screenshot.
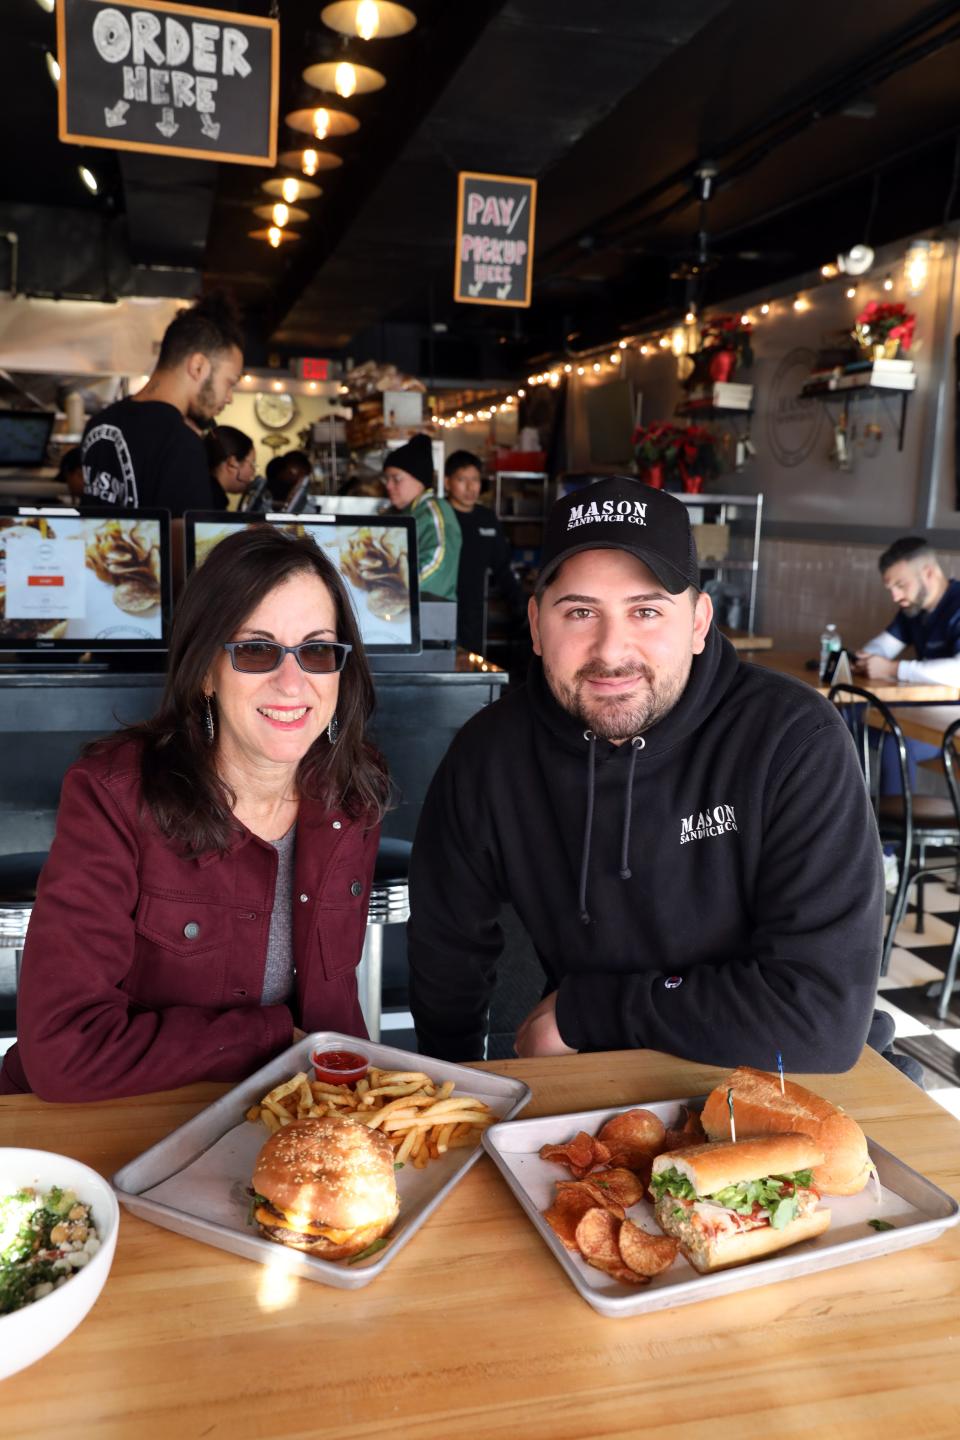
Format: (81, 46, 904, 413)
(5, 0, 960, 370)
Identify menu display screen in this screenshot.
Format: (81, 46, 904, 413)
(0, 508, 172, 651)
(185, 512, 421, 654)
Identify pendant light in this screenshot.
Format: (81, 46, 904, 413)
(278, 148, 343, 176)
(302, 60, 386, 98)
(285, 107, 361, 140)
(250, 227, 302, 249)
(321, 2, 417, 40)
(261, 176, 323, 204)
(254, 202, 309, 227)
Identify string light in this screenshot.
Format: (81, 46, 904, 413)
(820, 262, 839, 279)
(639, 344, 650, 356)
(618, 339, 628, 349)
(576, 366, 585, 375)
(793, 294, 810, 312)
(78, 166, 99, 195)
(904, 238, 932, 296)
(685, 311, 696, 324)
(610, 352, 621, 364)
(845, 285, 857, 299)
(883, 274, 894, 291)
(272, 380, 285, 392)
(760, 303, 770, 315)
(563, 363, 572, 373)
(658, 335, 670, 348)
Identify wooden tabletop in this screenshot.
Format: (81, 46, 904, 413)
(746, 648, 960, 703)
(3, 1047, 959, 1439)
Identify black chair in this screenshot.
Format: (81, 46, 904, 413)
(0, 852, 47, 1037)
(933, 717, 960, 1019)
(829, 684, 960, 975)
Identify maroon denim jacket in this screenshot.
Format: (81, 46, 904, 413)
(0, 741, 380, 1101)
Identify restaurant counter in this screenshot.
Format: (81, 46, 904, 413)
(2, 1046, 958, 1437)
(0, 660, 507, 852)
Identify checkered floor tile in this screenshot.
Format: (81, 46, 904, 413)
(881, 873, 960, 1109)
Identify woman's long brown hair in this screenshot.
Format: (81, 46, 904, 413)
(90, 526, 391, 855)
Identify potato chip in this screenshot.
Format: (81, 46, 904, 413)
(618, 1220, 680, 1277)
(555, 1179, 626, 1220)
(539, 1131, 611, 1178)
(574, 1207, 622, 1267)
(661, 1106, 707, 1152)
(597, 1108, 667, 1170)
(581, 1167, 646, 1208)
(544, 1188, 603, 1250)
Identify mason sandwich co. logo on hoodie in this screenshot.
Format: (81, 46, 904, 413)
(680, 804, 738, 844)
(567, 498, 648, 530)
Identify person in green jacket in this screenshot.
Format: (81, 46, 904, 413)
(383, 434, 462, 600)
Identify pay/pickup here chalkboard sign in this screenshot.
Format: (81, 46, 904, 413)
(454, 171, 537, 308)
(57, 0, 279, 165)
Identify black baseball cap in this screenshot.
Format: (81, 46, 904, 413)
(536, 476, 700, 595)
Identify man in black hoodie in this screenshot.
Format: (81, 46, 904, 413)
(408, 476, 885, 1071)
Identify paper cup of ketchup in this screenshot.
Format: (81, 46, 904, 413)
(311, 1049, 369, 1086)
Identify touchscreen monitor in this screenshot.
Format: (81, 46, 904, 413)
(183, 511, 421, 654)
(0, 411, 56, 467)
(0, 507, 172, 652)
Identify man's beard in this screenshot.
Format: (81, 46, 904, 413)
(543, 656, 691, 740)
(901, 581, 928, 618)
(187, 375, 218, 428)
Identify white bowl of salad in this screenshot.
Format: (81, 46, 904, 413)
(0, 1149, 120, 1380)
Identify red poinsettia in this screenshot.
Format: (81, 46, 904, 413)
(633, 421, 719, 490)
(854, 301, 917, 352)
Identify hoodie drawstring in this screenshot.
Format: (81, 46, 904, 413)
(579, 732, 645, 922)
(619, 736, 645, 878)
(578, 731, 597, 924)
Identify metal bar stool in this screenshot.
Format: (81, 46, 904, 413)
(356, 838, 411, 1041)
(0, 853, 47, 1031)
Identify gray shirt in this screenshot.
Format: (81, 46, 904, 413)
(260, 823, 297, 1006)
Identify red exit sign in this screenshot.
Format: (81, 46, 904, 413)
(294, 357, 330, 382)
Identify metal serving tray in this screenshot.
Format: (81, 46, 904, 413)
(112, 1032, 531, 1290)
(482, 1096, 960, 1319)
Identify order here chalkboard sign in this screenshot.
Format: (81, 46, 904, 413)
(57, 0, 279, 166)
(454, 171, 537, 308)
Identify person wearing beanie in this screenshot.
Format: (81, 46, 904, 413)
(408, 475, 890, 1080)
(384, 434, 462, 601)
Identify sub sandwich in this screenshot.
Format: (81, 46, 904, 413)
(649, 1135, 831, 1273)
(700, 1066, 872, 1195)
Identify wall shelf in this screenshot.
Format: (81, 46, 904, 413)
(799, 381, 912, 451)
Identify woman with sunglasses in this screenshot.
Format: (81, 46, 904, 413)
(0, 528, 390, 1100)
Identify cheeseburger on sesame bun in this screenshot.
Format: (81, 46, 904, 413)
(251, 1115, 400, 1260)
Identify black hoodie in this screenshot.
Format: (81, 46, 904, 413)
(408, 628, 884, 1070)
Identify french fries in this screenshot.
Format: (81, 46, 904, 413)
(245, 1066, 497, 1167)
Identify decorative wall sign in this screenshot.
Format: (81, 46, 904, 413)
(454, 171, 536, 308)
(766, 348, 825, 467)
(57, 0, 279, 165)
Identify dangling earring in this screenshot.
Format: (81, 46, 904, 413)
(203, 694, 215, 745)
(327, 712, 339, 744)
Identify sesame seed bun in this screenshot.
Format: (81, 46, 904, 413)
(252, 1115, 399, 1260)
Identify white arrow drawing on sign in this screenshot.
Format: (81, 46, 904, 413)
(496, 283, 512, 300)
(200, 114, 221, 141)
(156, 109, 179, 138)
(468, 280, 483, 296)
(104, 100, 129, 128)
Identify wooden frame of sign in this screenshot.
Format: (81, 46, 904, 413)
(57, 0, 279, 166)
(454, 170, 537, 309)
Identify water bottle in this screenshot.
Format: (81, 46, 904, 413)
(818, 622, 841, 682)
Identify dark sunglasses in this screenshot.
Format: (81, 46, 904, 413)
(222, 640, 352, 675)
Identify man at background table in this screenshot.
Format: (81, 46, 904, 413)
(855, 535, 960, 790)
(408, 476, 887, 1074)
(81, 293, 244, 518)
